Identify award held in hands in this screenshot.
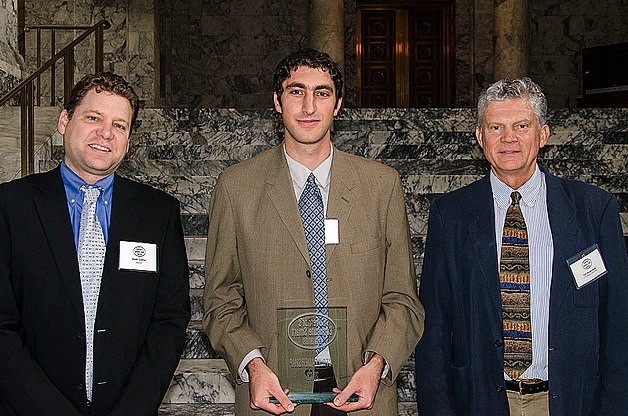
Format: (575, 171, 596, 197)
(275, 307, 352, 404)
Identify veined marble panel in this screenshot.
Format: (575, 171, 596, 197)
(183, 322, 217, 359)
(30, 108, 628, 239)
(158, 403, 234, 416)
(164, 359, 234, 404)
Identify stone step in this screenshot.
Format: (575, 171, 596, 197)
(164, 358, 417, 405)
(158, 402, 418, 416)
(158, 403, 234, 416)
(164, 359, 233, 404)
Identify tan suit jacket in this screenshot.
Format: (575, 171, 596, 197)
(203, 145, 424, 415)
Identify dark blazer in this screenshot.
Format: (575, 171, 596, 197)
(415, 166, 628, 416)
(0, 167, 190, 416)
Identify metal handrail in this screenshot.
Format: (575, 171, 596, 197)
(0, 19, 111, 177)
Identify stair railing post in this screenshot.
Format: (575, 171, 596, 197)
(95, 25, 104, 73)
(20, 82, 35, 176)
(64, 48, 75, 107)
(35, 28, 41, 106)
(51, 29, 57, 106)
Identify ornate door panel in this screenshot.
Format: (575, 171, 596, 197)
(357, 1, 452, 108)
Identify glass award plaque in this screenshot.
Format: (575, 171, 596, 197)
(276, 307, 349, 404)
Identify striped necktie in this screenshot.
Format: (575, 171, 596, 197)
(500, 191, 532, 380)
(78, 185, 106, 401)
(298, 173, 329, 356)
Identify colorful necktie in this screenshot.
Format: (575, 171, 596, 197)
(78, 185, 106, 401)
(298, 173, 329, 356)
(500, 191, 532, 380)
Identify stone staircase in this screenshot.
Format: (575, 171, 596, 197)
(36, 106, 628, 415)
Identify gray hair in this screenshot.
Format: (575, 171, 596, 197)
(477, 77, 547, 128)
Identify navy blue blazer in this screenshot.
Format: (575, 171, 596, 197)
(415, 166, 628, 416)
(0, 167, 190, 416)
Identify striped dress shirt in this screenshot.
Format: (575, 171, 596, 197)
(491, 165, 553, 381)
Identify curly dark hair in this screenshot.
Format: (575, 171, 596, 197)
(273, 48, 343, 107)
(64, 72, 140, 133)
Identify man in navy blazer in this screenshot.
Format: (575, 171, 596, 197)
(0, 73, 190, 415)
(415, 78, 628, 415)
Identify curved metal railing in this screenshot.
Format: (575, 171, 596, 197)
(0, 19, 111, 176)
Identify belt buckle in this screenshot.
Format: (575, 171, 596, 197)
(519, 378, 541, 394)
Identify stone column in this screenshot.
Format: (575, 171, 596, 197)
(308, 0, 345, 70)
(0, 0, 23, 82)
(494, 0, 529, 80)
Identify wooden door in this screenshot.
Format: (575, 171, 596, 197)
(357, 1, 453, 107)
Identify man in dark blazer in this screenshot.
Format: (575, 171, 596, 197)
(204, 49, 424, 416)
(415, 78, 628, 415)
(0, 72, 190, 415)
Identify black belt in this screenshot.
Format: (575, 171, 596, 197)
(314, 364, 334, 382)
(312, 365, 346, 416)
(505, 379, 549, 395)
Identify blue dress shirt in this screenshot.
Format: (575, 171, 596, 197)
(60, 161, 114, 249)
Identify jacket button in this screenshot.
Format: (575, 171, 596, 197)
(76, 383, 84, 391)
(78, 332, 84, 339)
(306, 270, 311, 278)
(495, 340, 503, 347)
(496, 385, 504, 393)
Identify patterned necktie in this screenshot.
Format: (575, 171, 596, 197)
(500, 191, 532, 380)
(298, 173, 329, 356)
(78, 185, 106, 401)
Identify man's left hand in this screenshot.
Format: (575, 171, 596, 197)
(327, 353, 384, 411)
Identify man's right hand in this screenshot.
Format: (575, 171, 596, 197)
(247, 357, 295, 414)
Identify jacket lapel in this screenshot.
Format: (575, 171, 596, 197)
(265, 146, 310, 264)
(470, 176, 503, 322)
(326, 150, 355, 262)
(32, 167, 85, 326)
(544, 169, 580, 337)
(97, 174, 141, 305)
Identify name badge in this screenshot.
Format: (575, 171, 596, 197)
(119, 241, 158, 273)
(566, 244, 607, 289)
(325, 218, 339, 245)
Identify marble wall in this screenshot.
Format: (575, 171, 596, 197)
(530, 1, 628, 108)
(43, 106, 628, 270)
(23, 0, 157, 106)
(155, 0, 308, 108)
(19, 0, 628, 109)
(156, 0, 628, 109)
(0, 0, 21, 99)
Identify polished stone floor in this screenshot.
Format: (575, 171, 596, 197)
(0, 106, 60, 183)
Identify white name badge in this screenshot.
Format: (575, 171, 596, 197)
(119, 241, 158, 273)
(566, 244, 607, 289)
(325, 218, 339, 245)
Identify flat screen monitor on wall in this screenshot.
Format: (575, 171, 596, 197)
(582, 42, 628, 95)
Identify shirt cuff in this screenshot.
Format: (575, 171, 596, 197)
(238, 349, 264, 382)
(363, 351, 390, 379)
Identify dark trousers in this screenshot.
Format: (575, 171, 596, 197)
(310, 366, 347, 416)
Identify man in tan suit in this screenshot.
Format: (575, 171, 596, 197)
(203, 48, 424, 416)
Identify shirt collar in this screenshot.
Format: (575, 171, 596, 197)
(284, 143, 333, 189)
(490, 164, 544, 209)
(60, 161, 115, 205)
